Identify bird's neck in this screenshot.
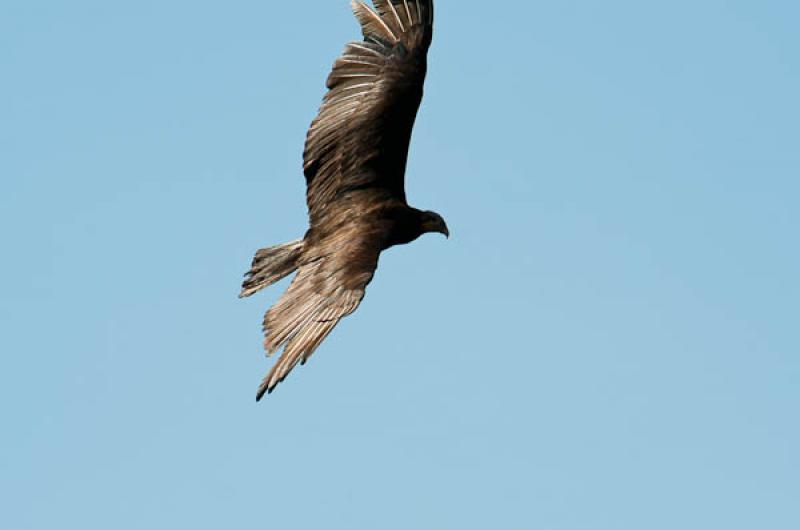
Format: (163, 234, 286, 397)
(382, 206, 427, 249)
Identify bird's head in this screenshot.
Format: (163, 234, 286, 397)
(420, 210, 450, 238)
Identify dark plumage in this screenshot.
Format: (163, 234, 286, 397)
(240, 0, 447, 400)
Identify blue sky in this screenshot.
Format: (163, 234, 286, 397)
(2, 1, 798, 528)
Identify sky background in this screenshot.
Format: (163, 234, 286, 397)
(2, 1, 799, 528)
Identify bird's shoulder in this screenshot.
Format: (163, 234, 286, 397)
(304, 195, 416, 255)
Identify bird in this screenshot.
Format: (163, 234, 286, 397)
(240, 0, 447, 400)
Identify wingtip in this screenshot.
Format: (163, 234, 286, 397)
(349, 0, 365, 16)
(352, 0, 400, 43)
(256, 372, 279, 401)
(239, 282, 258, 299)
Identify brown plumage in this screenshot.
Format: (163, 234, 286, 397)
(240, 0, 447, 400)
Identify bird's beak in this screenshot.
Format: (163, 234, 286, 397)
(441, 225, 450, 238)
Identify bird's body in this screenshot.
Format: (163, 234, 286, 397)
(240, 0, 447, 399)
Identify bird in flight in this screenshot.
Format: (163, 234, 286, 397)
(240, 0, 447, 400)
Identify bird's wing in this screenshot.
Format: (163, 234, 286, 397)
(303, 0, 434, 223)
(256, 226, 381, 399)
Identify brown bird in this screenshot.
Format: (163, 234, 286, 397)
(240, 0, 447, 400)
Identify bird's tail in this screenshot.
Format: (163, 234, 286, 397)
(239, 239, 304, 298)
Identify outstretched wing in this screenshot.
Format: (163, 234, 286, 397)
(256, 227, 381, 399)
(303, 0, 434, 223)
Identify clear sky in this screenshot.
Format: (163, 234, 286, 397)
(2, 1, 798, 528)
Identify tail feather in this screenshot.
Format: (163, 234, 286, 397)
(239, 239, 304, 298)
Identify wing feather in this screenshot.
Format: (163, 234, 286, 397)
(256, 235, 379, 399)
(351, 1, 399, 43)
(303, 0, 434, 223)
(374, 0, 405, 32)
(402, 1, 413, 26)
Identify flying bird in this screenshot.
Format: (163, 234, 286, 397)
(240, 0, 447, 400)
